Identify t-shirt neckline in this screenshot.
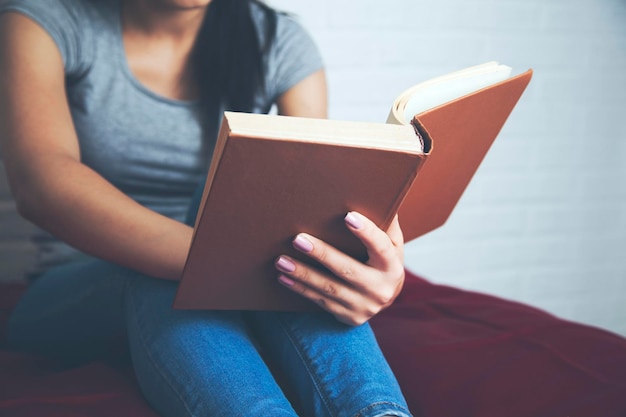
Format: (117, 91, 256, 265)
(112, 0, 201, 108)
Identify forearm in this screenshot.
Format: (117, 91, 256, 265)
(14, 153, 192, 281)
(1, 14, 190, 280)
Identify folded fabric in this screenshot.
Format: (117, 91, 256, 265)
(1, 271, 625, 417)
(372, 274, 626, 417)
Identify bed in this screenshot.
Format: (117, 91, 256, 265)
(1, 270, 625, 416)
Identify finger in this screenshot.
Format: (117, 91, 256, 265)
(344, 211, 400, 270)
(274, 255, 358, 308)
(386, 214, 404, 248)
(289, 233, 371, 289)
(276, 273, 371, 327)
(274, 255, 368, 324)
(386, 214, 405, 263)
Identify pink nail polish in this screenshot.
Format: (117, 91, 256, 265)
(345, 212, 363, 229)
(293, 234, 313, 253)
(278, 274, 295, 286)
(276, 256, 296, 273)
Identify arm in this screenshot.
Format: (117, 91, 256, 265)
(0, 13, 191, 280)
(274, 68, 406, 326)
(275, 68, 328, 118)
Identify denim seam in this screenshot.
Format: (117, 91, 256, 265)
(351, 400, 413, 417)
(128, 285, 196, 417)
(277, 315, 338, 417)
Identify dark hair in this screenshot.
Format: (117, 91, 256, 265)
(193, 0, 277, 113)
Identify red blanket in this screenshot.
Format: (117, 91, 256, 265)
(1, 271, 625, 417)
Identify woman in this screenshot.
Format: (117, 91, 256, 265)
(0, 0, 412, 415)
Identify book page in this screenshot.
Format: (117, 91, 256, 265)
(225, 112, 423, 154)
(387, 62, 513, 125)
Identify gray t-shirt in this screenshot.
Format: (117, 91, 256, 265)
(0, 0, 324, 276)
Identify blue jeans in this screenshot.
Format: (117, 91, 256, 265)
(7, 187, 412, 417)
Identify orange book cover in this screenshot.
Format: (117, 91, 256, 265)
(174, 63, 533, 311)
(175, 113, 429, 310)
(399, 69, 533, 241)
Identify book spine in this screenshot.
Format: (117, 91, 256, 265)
(381, 153, 429, 231)
(380, 119, 432, 232)
(411, 118, 433, 154)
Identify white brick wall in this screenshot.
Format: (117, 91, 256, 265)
(270, 0, 626, 336)
(1, 0, 624, 336)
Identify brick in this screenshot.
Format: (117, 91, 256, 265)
(515, 101, 585, 141)
(525, 173, 582, 204)
(582, 207, 626, 239)
(404, 237, 482, 276)
(472, 238, 535, 270)
(583, 104, 626, 138)
(454, 269, 524, 300)
(580, 235, 626, 265)
(585, 76, 626, 104)
(490, 32, 592, 72)
(439, 1, 543, 33)
(379, 34, 489, 68)
(327, 69, 400, 106)
(472, 173, 532, 204)
(527, 206, 578, 235)
(538, 72, 626, 106)
(510, 259, 614, 302)
(316, 31, 388, 69)
(520, 266, 593, 298)
(410, 235, 532, 274)
(540, 0, 626, 35)
(619, 204, 626, 231)
(524, 236, 582, 267)
(588, 37, 626, 71)
(528, 204, 625, 238)
(581, 141, 626, 177)
(437, 206, 527, 239)
(579, 173, 626, 202)
(324, 0, 443, 31)
(528, 141, 587, 173)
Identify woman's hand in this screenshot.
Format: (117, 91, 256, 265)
(274, 211, 405, 326)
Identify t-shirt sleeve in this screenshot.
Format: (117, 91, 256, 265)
(265, 13, 325, 103)
(0, 0, 91, 76)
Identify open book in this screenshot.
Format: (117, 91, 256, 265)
(174, 62, 533, 310)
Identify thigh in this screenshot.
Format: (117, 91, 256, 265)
(247, 311, 412, 417)
(7, 257, 133, 364)
(125, 275, 298, 417)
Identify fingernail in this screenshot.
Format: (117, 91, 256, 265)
(345, 212, 363, 229)
(275, 256, 296, 273)
(293, 234, 313, 253)
(278, 274, 295, 286)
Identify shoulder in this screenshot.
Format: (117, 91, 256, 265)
(249, 2, 318, 53)
(250, 2, 325, 102)
(0, 0, 96, 30)
(0, 0, 107, 75)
